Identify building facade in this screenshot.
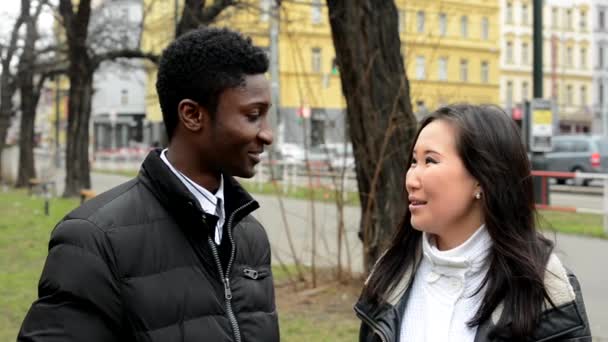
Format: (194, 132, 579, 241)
(89, 0, 148, 151)
(591, 0, 608, 134)
(142, 0, 500, 146)
(500, 0, 594, 133)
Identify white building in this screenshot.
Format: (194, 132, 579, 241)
(89, 0, 147, 151)
(591, 0, 608, 134)
(500, 0, 594, 133)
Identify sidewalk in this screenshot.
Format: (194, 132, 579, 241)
(53, 170, 608, 339)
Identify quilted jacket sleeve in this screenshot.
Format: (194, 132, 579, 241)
(18, 219, 123, 341)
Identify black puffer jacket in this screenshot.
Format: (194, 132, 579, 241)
(18, 150, 279, 342)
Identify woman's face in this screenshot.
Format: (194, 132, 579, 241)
(405, 119, 483, 247)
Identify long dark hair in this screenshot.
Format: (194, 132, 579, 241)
(362, 104, 554, 339)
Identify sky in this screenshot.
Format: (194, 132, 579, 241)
(0, 0, 56, 46)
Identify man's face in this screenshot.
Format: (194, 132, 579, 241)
(206, 74, 273, 178)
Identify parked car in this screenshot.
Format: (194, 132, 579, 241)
(545, 135, 608, 185)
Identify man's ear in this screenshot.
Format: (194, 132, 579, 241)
(178, 99, 210, 132)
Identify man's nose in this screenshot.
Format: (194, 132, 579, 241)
(258, 127, 273, 145)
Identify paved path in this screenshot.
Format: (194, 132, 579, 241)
(52, 171, 608, 339)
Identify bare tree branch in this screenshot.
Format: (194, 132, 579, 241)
(93, 49, 160, 67)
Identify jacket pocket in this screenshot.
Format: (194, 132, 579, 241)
(241, 266, 270, 280)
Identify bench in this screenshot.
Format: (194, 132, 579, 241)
(28, 178, 57, 197)
(80, 189, 96, 203)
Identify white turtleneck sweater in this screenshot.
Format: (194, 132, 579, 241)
(400, 225, 492, 342)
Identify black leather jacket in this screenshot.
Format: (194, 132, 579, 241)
(356, 252, 591, 342)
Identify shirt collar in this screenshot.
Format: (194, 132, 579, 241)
(422, 224, 491, 274)
(160, 148, 224, 216)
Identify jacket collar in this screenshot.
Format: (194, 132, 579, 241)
(138, 149, 259, 232)
(356, 242, 586, 342)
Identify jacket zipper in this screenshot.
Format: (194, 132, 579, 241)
(207, 200, 254, 342)
(354, 305, 389, 342)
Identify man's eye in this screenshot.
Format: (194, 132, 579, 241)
(247, 112, 261, 121)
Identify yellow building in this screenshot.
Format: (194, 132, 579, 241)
(142, 0, 500, 144)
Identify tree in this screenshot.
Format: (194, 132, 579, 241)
(58, 0, 160, 196)
(326, 0, 418, 272)
(175, 0, 238, 38)
(16, 0, 47, 187)
(57, 0, 237, 197)
(0, 12, 25, 184)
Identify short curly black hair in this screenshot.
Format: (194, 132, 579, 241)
(156, 27, 269, 140)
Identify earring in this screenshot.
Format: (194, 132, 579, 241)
(475, 192, 482, 200)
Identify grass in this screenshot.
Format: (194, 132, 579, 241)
(0, 189, 359, 341)
(539, 210, 607, 239)
(0, 190, 79, 342)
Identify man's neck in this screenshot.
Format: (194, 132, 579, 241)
(165, 145, 221, 193)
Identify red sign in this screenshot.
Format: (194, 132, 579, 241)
(512, 107, 523, 120)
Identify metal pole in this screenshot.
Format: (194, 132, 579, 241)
(269, 0, 282, 151)
(604, 178, 608, 235)
(54, 76, 61, 168)
(533, 0, 543, 98)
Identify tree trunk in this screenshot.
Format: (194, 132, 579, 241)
(59, 0, 93, 197)
(16, 0, 38, 188)
(326, 0, 418, 272)
(0, 70, 16, 185)
(63, 63, 93, 196)
(0, 14, 24, 184)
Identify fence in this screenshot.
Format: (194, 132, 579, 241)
(532, 170, 608, 235)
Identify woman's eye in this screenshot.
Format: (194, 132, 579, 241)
(425, 157, 437, 164)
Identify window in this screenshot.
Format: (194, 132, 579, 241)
(311, 47, 322, 73)
(481, 17, 489, 40)
(567, 47, 573, 67)
(552, 7, 558, 28)
(121, 89, 128, 105)
(600, 83, 605, 106)
(506, 41, 513, 63)
(439, 13, 447, 37)
(566, 85, 573, 106)
(311, 0, 322, 24)
(481, 61, 489, 83)
(460, 16, 468, 38)
(522, 81, 529, 100)
(438, 57, 448, 81)
(417, 11, 425, 33)
(522, 4, 528, 25)
(416, 56, 426, 80)
(260, 0, 270, 22)
(506, 2, 513, 24)
(600, 10, 605, 30)
(581, 47, 587, 68)
(581, 85, 587, 106)
(600, 46, 605, 68)
(399, 10, 406, 32)
(507, 81, 513, 105)
(460, 59, 468, 82)
(580, 10, 587, 30)
(566, 9, 573, 30)
(522, 42, 529, 65)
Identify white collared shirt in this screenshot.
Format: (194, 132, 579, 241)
(160, 149, 225, 245)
